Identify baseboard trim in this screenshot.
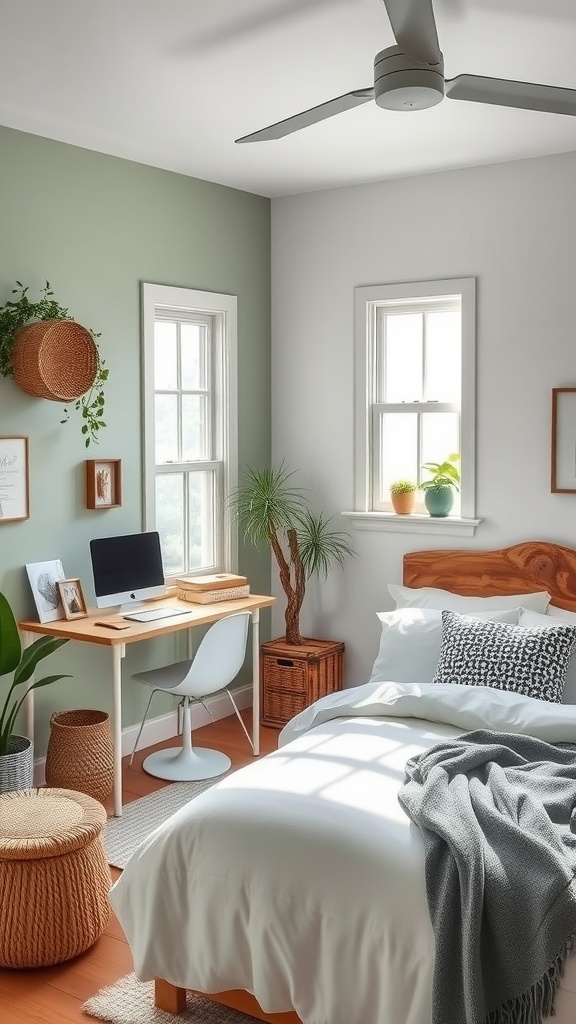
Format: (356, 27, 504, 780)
(34, 684, 252, 787)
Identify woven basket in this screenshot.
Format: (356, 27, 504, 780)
(11, 319, 98, 402)
(0, 788, 110, 967)
(45, 710, 113, 804)
(0, 736, 34, 794)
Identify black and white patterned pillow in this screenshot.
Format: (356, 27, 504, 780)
(432, 610, 576, 703)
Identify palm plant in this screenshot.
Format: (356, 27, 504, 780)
(0, 591, 70, 756)
(228, 464, 355, 645)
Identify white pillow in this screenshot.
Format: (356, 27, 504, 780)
(546, 605, 576, 624)
(519, 608, 576, 704)
(388, 583, 551, 614)
(370, 606, 521, 685)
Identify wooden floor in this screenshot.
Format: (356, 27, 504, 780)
(0, 712, 279, 1024)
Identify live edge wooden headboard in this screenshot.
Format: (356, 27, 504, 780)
(403, 541, 576, 614)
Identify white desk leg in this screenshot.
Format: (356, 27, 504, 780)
(112, 643, 125, 817)
(22, 632, 35, 742)
(251, 609, 260, 757)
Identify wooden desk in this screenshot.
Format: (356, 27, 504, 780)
(19, 593, 275, 817)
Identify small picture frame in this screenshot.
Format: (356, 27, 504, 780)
(57, 578, 88, 620)
(551, 388, 576, 493)
(0, 436, 29, 523)
(86, 458, 122, 509)
(26, 559, 66, 623)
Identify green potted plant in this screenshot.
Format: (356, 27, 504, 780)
(0, 281, 108, 447)
(228, 463, 356, 645)
(0, 590, 70, 792)
(390, 479, 417, 515)
(420, 453, 461, 517)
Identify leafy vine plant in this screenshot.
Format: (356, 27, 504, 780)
(0, 281, 108, 446)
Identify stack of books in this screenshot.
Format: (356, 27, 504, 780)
(175, 573, 250, 605)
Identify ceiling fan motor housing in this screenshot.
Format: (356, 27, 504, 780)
(374, 45, 445, 110)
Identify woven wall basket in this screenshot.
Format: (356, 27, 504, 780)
(11, 319, 98, 402)
(0, 735, 34, 794)
(45, 710, 113, 804)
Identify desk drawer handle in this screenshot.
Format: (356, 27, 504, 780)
(276, 658, 294, 667)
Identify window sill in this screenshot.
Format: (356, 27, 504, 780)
(341, 511, 482, 537)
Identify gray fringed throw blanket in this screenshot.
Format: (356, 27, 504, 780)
(398, 729, 576, 1024)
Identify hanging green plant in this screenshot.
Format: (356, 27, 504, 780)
(0, 281, 109, 447)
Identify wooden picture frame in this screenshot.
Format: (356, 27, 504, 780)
(57, 578, 88, 620)
(551, 388, 576, 493)
(86, 458, 122, 509)
(0, 435, 29, 523)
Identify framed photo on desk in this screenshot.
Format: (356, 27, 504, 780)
(57, 578, 88, 620)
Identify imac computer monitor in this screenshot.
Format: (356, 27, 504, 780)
(90, 531, 166, 611)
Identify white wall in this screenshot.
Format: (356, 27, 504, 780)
(271, 150, 576, 687)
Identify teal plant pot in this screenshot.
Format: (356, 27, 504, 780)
(424, 485, 454, 517)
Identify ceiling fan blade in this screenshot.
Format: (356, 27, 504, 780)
(235, 88, 374, 143)
(445, 74, 576, 117)
(382, 0, 442, 65)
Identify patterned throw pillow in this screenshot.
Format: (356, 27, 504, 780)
(432, 610, 576, 703)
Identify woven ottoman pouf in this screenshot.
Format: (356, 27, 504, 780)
(0, 787, 111, 968)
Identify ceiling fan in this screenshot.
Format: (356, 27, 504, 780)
(235, 0, 576, 143)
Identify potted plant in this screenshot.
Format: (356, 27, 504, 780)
(420, 453, 461, 517)
(0, 590, 70, 792)
(0, 281, 108, 447)
(228, 463, 356, 646)
(390, 479, 417, 515)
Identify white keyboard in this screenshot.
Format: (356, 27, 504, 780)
(123, 606, 190, 623)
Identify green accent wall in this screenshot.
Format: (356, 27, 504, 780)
(0, 126, 271, 755)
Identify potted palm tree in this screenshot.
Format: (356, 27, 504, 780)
(0, 591, 70, 792)
(228, 464, 356, 727)
(229, 464, 355, 645)
(420, 453, 461, 517)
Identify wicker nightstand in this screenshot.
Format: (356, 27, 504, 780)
(260, 637, 345, 728)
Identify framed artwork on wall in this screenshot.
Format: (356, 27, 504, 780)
(0, 435, 29, 523)
(551, 388, 576, 493)
(57, 578, 88, 620)
(86, 458, 122, 509)
(25, 559, 66, 623)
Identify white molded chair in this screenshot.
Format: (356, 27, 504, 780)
(129, 611, 251, 781)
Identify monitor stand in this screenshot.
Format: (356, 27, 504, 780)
(116, 600, 148, 614)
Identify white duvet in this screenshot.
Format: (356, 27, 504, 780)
(110, 683, 576, 1024)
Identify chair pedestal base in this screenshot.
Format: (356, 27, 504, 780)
(142, 746, 231, 782)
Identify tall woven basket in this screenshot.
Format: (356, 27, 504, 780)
(11, 319, 98, 402)
(0, 736, 34, 794)
(45, 710, 113, 804)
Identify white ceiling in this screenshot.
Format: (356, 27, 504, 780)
(1, 0, 576, 198)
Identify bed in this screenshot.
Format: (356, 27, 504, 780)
(110, 541, 576, 1024)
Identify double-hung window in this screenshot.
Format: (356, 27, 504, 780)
(141, 283, 238, 577)
(352, 277, 478, 533)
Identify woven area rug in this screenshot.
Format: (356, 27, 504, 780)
(83, 972, 259, 1023)
(105, 774, 229, 869)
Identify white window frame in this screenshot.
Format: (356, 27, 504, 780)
(346, 277, 480, 537)
(141, 282, 238, 575)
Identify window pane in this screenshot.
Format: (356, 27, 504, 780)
(425, 311, 461, 401)
(188, 472, 215, 569)
(421, 413, 460, 477)
(384, 313, 422, 402)
(155, 394, 178, 463)
(154, 321, 177, 390)
(182, 395, 207, 461)
(380, 412, 418, 500)
(156, 474, 185, 575)
(181, 323, 206, 390)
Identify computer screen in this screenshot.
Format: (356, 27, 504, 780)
(89, 531, 166, 611)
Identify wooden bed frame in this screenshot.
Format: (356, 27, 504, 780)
(154, 540, 576, 1019)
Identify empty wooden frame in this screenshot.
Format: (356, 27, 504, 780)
(551, 388, 576, 493)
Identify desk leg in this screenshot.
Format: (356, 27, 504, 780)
(251, 609, 260, 757)
(112, 643, 125, 817)
(22, 632, 35, 742)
